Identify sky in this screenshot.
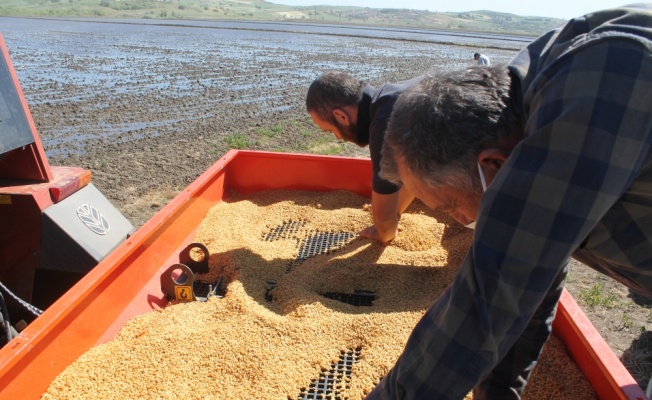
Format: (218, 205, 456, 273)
(268, 0, 636, 20)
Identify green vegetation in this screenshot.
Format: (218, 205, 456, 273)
(224, 132, 251, 149)
(0, 0, 565, 36)
(579, 282, 618, 309)
(227, 119, 358, 156)
(622, 314, 634, 330)
(253, 124, 283, 138)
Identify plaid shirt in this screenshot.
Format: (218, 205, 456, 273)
(366, 5, 652, 399)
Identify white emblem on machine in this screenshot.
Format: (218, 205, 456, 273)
(77, 204, 110, 235)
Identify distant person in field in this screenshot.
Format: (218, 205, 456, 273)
(474, 52, 491, 66)
(305, 71, 422, 244)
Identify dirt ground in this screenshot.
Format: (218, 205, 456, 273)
(9, 19, 652, 393)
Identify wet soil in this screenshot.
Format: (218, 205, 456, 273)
(6, 17, 652, 393)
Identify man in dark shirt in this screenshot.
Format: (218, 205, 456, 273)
(306, 72, 423, 244)
(366, 4, 652, 399)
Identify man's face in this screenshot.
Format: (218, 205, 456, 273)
(309, 111, 358, 144)
(397, 157, 484, 227)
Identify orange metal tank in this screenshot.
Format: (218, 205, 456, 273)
(0, 150, 645, 399)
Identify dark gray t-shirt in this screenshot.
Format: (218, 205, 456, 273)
(355, 76, 424, 194)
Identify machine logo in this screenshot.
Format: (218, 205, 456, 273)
(77, 204, 111, 235)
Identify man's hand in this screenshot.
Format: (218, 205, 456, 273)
(362, 189, 413, 244)
(358, 224, 396, 244)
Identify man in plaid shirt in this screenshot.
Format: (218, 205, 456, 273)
(366, 4, 652, 399)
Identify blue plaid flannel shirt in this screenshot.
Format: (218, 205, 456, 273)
(366, 5, 652, 399)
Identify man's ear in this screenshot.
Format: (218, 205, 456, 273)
(477, 148, 508, 172)
(332, 108, 351, 125)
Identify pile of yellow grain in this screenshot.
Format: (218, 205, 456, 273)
(42, 190, 595, 400)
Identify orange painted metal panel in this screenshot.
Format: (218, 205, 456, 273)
(0, 150, 643, 399)
(48, 166, 92, 203)
(0, 34, 53, 182)
(554, 290, 647, 399)
(224, 150, 373, 196)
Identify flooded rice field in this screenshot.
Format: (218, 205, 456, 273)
(1, 17, 525, 158)
(0, 16, 525, 226)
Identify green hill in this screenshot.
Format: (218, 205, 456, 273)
(0, 0, 566, 36)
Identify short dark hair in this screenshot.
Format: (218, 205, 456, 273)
(381, 65, 522, 190)
(474, 53, 480, 59)
(306, 71, 365, 124)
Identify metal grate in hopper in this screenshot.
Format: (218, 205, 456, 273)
(193, 280, 213, 300)
(289, 231, 356, 272)
(261, 224, 356, 301)
(263, 220, 308, 241)
(297, 347, 362, 400)
(192, 274, 226, 301)
(297, 232, 356, 259)
(321, 291, 376, 307)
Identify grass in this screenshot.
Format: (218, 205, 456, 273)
(253, 124, 283, 138)
(579, 282, 618, 309)
(314, 142, 346, 155)
(224, 132, 250, 149)
(220, 119, 368, 157)
(622, 314, 634, 330)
